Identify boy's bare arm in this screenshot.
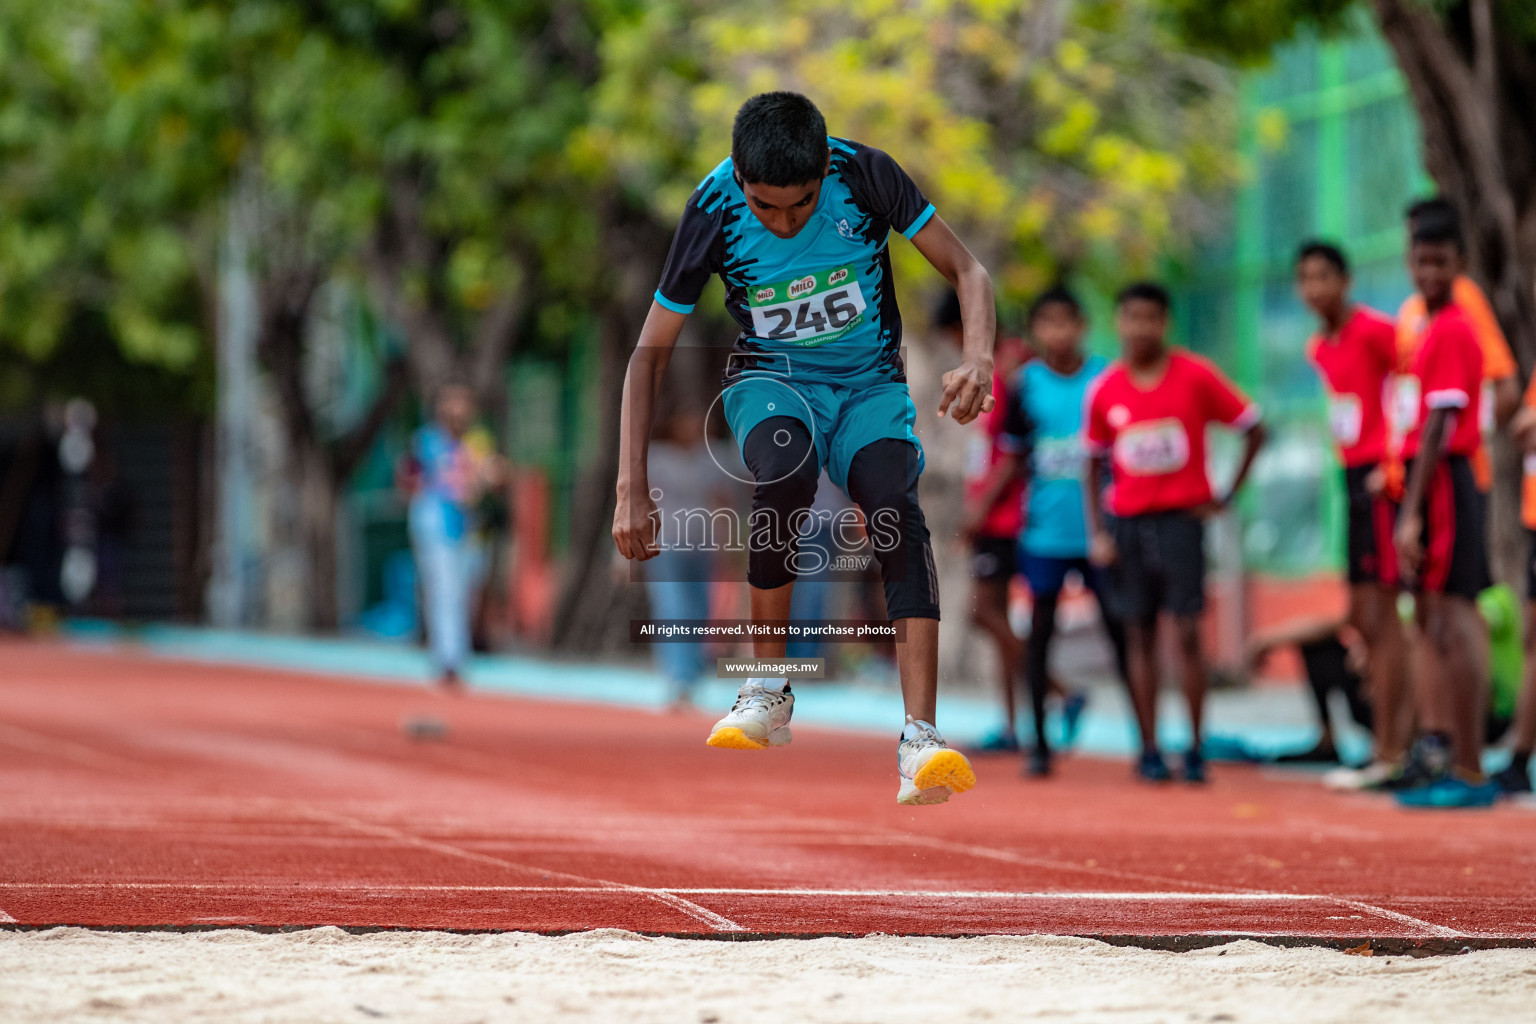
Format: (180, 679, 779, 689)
(1222, 422, 1268, 506)
(1085, 455, 1116, 567)
(613, 303, 688, 561)
(909, 215, 995, 425)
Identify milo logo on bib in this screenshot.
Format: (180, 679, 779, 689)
(748, 263, 867, 347)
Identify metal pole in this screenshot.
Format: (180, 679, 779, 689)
(207, 188, 258, 627)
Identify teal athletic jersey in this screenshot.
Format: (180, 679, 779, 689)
(1002, 354, 1108, 558)
(653, 137, 937, 385)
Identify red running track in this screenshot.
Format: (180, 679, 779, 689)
(1, 639, 1533, 944)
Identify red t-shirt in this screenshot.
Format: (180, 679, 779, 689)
(965, 371, 1026, 538)
(1521, 375, 1536, 530)
(1402, 304, 1484, 460)
(1306, 306, 1397, 468)
(1085, 349, 1259, 517)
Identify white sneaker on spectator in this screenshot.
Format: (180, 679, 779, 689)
(1323, 761, 1395, 791)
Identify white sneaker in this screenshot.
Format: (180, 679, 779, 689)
(897, 717, 976, 805)
(1323, 760, 1396, 791)
(706, 680, 794, 749)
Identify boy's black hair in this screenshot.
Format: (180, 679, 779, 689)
(1115, 281, 1170, 312)
(1409, 198, 1465, 252)
(1027, 285, 1084, 325)
(932, 290, 963, 330)
(1405, 196, 1458, 229)
(1295, 240, 1349, 276)
(732, 92, 830, 187)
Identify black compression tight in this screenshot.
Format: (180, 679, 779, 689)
(741, 417, 939, 620)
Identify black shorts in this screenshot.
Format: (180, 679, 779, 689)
(971, 535, 1017, 584)
(1343, 464, 1397, 586)
(1405, 454, 1490, 602)
(1107, 510, 1205, 624)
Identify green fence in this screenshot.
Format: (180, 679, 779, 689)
(1177, 23, 1430, 576)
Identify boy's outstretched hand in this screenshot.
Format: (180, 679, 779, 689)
(938, 359, 994, 424)
(612, 483, 660, 561)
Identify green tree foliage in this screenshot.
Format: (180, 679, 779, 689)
(1159, 0, 1356, 62)
(0, 0, 216, 408)
(581, 0, 1240, 308)
(2, 1, 617, 404)
(1, 1, 629, 628)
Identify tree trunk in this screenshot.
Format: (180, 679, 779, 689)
(1372, 0, 1536, 588)
(1372, 0, 1536, 368)
(256, 266, 407, 632)
(297, 436, 342, 631)
(551, 196, 670, 652)
(364, 174, 531, 417)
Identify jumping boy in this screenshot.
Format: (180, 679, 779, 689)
(612, 92, 995, 805)
(1294, 241, 1409, 787)
(1084, 283, 1266, 783)
(1391, 214, 1497, 808)
(998, 287, 1129, 777)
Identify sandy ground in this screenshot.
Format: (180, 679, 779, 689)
(2, 928, 1534, 1023)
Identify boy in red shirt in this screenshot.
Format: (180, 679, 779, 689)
(1392, 214, 1496, 808)
(1295, 241, 1409, 782)
(1084, 282, 1267, 783)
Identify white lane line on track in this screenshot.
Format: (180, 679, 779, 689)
(1326, 897, 1461, 939)
(831, 830, 1466, 938)
(886, 832, 1235, 893)
(302, 809, 744, 934)
(0, 905, 15, 923)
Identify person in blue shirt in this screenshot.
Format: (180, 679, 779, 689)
(399, 383, 505, 690)
(999, 288, 1131, 776)
(611, 92, 996, 806)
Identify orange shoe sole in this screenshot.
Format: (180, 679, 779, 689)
(706, 726, 768, 750)
(914, 749, 977, 795)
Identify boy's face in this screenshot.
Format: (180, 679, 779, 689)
(1115, 298, 1167, 361)
(738, 171, 826, 239)
(1031, 302, 1085, 360)
(436, 387, 476, 435)
(1296, 256, 1348, 319)
(1409, 239, 1461, 308)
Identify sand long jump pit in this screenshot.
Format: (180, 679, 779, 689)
(4, 927, 1536, 1023)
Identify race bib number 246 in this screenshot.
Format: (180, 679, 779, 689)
(748, 264, 867, 347)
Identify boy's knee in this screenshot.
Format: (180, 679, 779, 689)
(845, 439, 938, 620)
(1174, 616, 1203, 657)
(845, 439, 921, 513)
(1423, 608, 1456, 655)
(744, 417, 818, 500)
